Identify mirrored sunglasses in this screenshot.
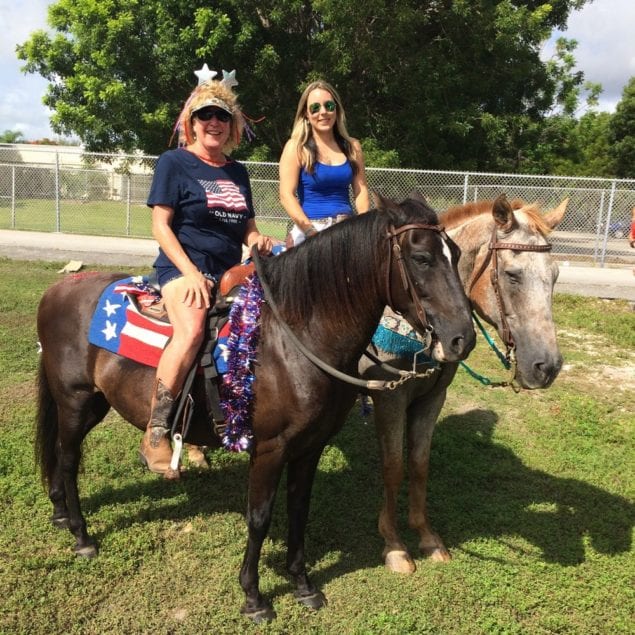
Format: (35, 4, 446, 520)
(195, 108, 232, 123)
(308, 100, 336, 115)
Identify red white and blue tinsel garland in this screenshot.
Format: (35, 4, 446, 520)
(219, 272, 264, 452)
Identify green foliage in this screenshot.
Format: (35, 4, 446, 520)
(17, 0, 598, 172)
(0, 129, 25, 143)
(608, 76, 635, 178)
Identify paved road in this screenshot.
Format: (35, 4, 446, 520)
(1, 229, 634, 302)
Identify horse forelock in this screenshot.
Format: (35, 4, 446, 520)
(441, 199, 552, 237)
(514, 204, 553, 237)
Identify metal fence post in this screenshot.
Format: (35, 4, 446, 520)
(593, 190, 606, 261)
(126, 174, 131, 236)
(462, 173, 469, 204)
(55, 150, 61, 232)
(11, 165, 16, 228)
(600, 181, 617, 267)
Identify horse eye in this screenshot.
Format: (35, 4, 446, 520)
(412, 253, 432, 267)
(505, 268, 522, 284)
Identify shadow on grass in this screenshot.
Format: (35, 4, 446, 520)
(70, 406, 633, 601)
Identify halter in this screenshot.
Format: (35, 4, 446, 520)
(252, 222, 447, 391)
(469, 224, 552, 355)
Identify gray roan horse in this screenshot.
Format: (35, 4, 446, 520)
(359, 193, 567, 573)
(35, 196, 476, 622)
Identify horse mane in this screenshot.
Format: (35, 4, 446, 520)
(260, 198, 439, 328)
(440, 198, 553, 236)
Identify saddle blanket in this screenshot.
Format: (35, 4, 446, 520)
(88, 276, 230, 372)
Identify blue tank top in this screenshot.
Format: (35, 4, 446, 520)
(297, 161, 353, 220)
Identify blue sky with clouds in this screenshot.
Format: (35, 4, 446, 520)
(1, 0, 634, 141)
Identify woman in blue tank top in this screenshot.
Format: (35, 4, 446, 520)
(279, 80, 370, 246)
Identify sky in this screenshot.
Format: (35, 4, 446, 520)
(1, 0, 634, 142)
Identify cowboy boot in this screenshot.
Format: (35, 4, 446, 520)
(139, 379, 180, 479)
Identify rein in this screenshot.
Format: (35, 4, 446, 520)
(251, 222, 445, 392)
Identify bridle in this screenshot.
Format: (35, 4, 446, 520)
(469, 224, 552, 356)
(384, 223, 448, 349)
(252, 222, 448, 391)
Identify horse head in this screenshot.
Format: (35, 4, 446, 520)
(376, 194, 476, 363)
(449, 194, 567, 389)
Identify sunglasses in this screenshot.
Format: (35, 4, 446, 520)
(308, 100, 337, 115)
(195, 108, 232, 123)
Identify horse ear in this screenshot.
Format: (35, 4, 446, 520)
(407, 190, 427, 204)
(543, 198, 568, 230)
(492, 194, 515, 231)
(373, 191, 391, 212)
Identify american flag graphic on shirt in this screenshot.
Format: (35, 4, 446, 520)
(199, 179, 248, 212)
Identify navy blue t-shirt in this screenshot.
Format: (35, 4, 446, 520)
(147, 148, 255, 280)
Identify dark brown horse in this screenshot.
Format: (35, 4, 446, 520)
(359, 194, 567, 573)
(35, 196, 475, 621)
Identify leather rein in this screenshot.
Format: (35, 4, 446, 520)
(252, 222, 447, 391)
(469, 224, 553, 356)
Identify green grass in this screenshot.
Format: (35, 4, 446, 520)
(0, 258, 633, 634)
(0, 199, 290, 241)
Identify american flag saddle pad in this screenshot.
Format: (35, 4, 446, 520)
(88, 276, 230, 371)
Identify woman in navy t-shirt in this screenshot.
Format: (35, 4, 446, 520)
(279, 80, 370, 246)
(141, 75, 273, 476)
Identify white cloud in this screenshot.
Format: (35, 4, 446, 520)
(543, 0, 635, 112)
(0, 0, 56, 140)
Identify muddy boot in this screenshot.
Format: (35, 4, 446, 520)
(185, 444, 209, 468)
(139, 379, 180, 479)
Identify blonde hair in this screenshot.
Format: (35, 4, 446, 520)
(289, 80, 360, 175)
(179, 81, 244, 151)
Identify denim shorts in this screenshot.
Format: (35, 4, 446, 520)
(155, 265, 217, 290)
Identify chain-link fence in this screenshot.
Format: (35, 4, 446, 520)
(1, 143, 634, 266)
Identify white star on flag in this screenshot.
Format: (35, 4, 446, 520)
(103, 299, 121, 316)
(102, 320, 118, 341)
(219, 343, 230, 362)
(194, 63, 217, 85)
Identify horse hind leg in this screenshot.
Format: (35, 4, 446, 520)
(56, 393, 110, 558)
(373, 395, 416, 574)
(406, 394, 450, 562)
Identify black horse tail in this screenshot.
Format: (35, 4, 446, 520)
(35, 357, 57, 488)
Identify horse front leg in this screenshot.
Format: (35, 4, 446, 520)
(239, 448, 285, 623)
(373, 392, 416, 573)
(407, 390, 450, 562)
(286, 447, 327, 609)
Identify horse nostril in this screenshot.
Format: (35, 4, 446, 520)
(451, 335, 465, 354)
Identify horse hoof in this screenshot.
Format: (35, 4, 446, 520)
(74, 543, 98, 558)
(50, 515, 70, 530)
(384, 550, 416, 574)
(294, 590, 327, 610)
(240, 603, 276, 623)
(425, 547, 451, 562)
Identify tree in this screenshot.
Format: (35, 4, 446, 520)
(0, 130, 25, 143)
(18, 0, 592, 170)
(608, 77, 635, 178)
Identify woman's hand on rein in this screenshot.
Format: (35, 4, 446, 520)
(181, 271, 214, 309)
(252, 234, 274, 255)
